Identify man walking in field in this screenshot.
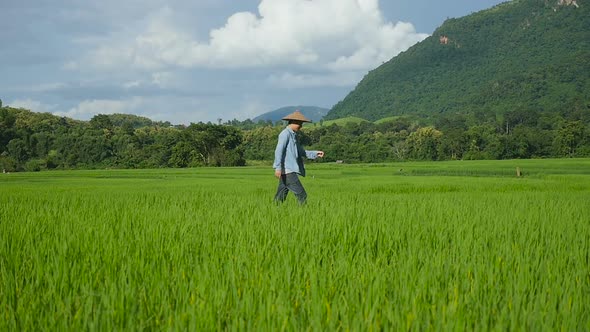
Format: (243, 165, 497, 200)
(273, 110, 324, 204)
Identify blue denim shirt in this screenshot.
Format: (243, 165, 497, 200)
(273, 126, 319, 177)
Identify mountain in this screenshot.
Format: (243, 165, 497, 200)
(252, 106, 330, 123)
(326, 0, 590, 121)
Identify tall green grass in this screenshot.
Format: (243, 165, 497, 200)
(1, 159, 589, 330)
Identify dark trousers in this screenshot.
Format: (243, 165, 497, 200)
(274, 173, 307, 204)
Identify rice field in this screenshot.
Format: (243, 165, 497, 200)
(1, 159, 589, 330)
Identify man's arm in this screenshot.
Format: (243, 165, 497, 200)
(305, 150, 325, 159)
(273, 131, 288, 176)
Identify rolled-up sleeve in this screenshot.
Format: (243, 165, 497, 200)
(305, 150, 319, 159)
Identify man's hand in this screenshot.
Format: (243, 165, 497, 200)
(274, 169, 282, 178)
(317, 151, 325, 158)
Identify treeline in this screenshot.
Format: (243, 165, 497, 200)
(1, 104, 589, 172)
(0, 108, 245, 172)
(244, 106, 590, 163)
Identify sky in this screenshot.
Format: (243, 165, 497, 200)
(1, 0, 507, 125)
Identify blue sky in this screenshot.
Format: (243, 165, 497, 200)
(1, 0, 507, 125)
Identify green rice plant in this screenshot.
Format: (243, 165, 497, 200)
(1, 159, 589, 330)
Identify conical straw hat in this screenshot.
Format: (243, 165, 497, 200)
(282, 110, 312, 123)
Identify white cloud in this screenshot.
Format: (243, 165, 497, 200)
(52, 96, 209, 124)
(55, 98, 144, 120)
(75, 0, 428, 73)
(9, 99, 57, 113)
(327, 21, 426, 71)
(267, 71, 363, 88)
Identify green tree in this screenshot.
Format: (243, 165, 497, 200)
(553, 121, 585, 157)
(242, 126, 282, 160)
(30, 132, 52, 158)
(407, 127, 443, 160)
(185, 123, 245, 166)
(7, 138, 30, 164)
(0, 154, 17, 172)
(0, 108, 17, 153)
(90, 114, 114, 131)
(319, 132, 349, 162)
(463, 124, 502, 160)
(170, 141, 199, 167)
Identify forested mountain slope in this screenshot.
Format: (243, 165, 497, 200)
(326, 0, 589, 121)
